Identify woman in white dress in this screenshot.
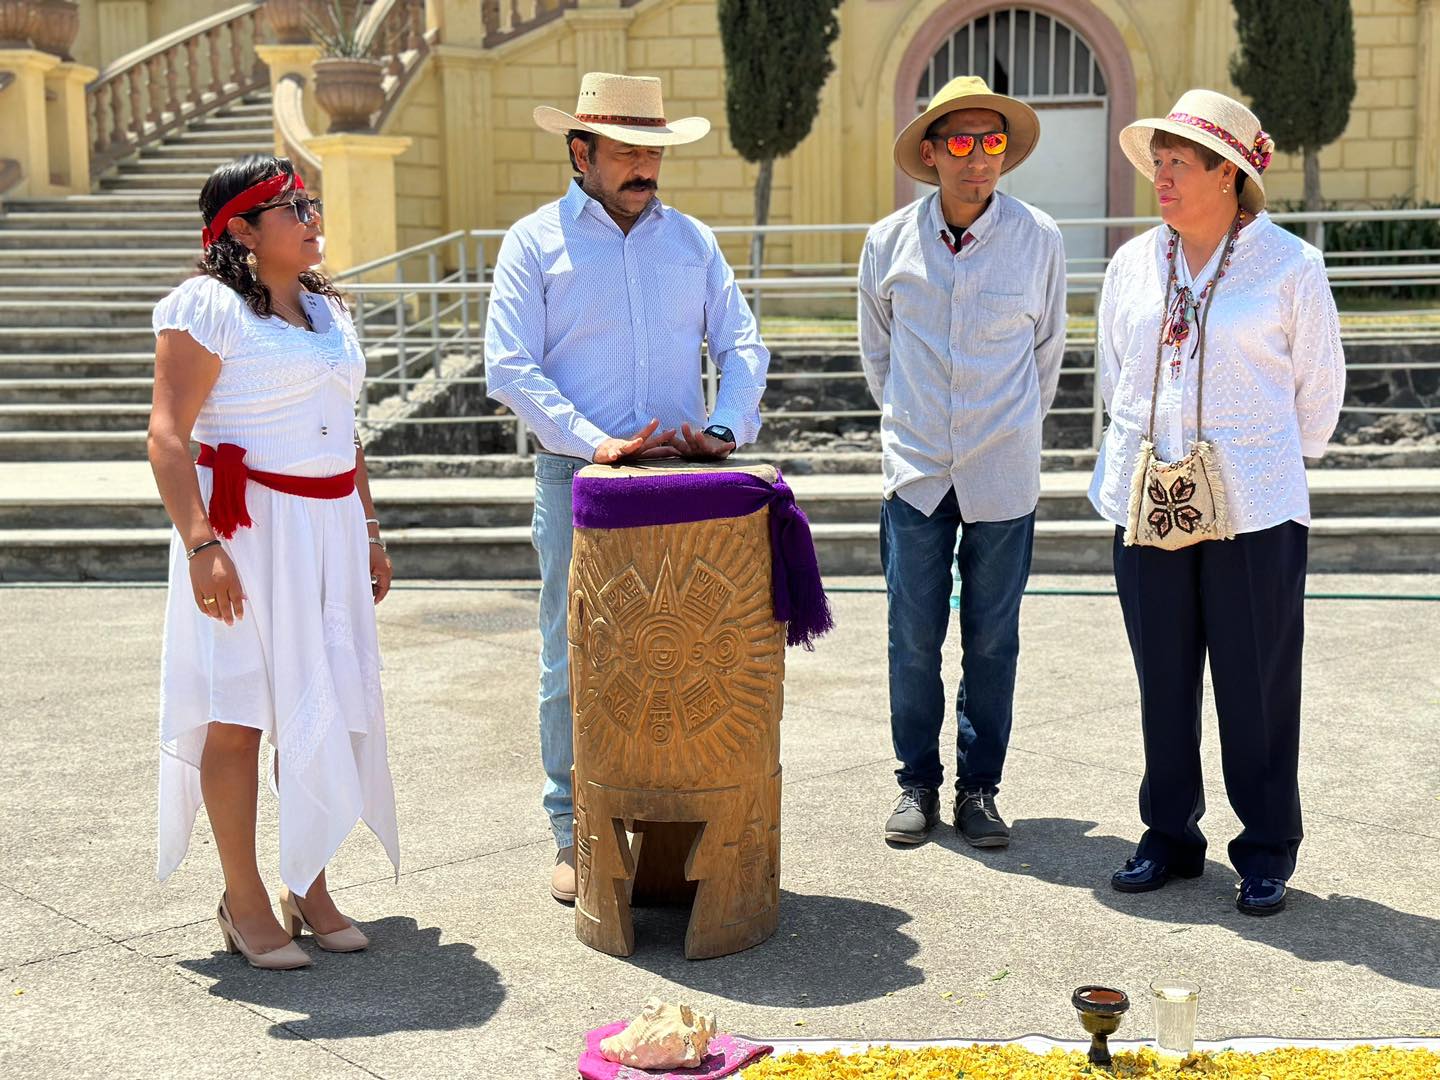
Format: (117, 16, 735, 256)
(148, 154, 400, 969)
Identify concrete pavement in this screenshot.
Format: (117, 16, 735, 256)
(2, 575, 1438, 1078)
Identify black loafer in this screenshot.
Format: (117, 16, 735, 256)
(1236, 876, 1287, 916)
(1110, 856, 1202, 893)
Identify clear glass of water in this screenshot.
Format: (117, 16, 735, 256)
(1150, 977, 1200, 1058)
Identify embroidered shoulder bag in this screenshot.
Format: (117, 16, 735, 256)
(1123, 217, 1241, 550)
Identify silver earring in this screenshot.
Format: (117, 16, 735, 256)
(1222, 184, 1231, 193)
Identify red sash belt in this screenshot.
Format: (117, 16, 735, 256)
(197, 442, 357, 539)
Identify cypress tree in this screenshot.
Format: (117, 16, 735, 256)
(717, 0, 843, 287)
(1230, 0, 1356, 242)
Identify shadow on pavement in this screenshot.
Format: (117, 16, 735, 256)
(180, 915, 505, 1039)
(940, 817, 1440, 991)
(618, 888, 925, 1005)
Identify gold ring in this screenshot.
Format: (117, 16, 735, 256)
(202, 596, 218, 606)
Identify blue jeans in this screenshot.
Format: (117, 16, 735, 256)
(881, 488, 1035, 795)
(533, 451, 587, 849)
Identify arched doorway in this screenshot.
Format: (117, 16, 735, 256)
(907, 5, 1121, 270)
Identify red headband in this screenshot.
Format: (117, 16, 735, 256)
(201, 172, 304, 249)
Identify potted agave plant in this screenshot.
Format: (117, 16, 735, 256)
(308, 0, 384, 133)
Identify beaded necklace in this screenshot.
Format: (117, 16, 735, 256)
(1160, 212, 1244, 380)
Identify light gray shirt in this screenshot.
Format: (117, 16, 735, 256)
(858, 190, 1067, 519)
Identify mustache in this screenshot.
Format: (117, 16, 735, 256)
(622, 178, 658, 192)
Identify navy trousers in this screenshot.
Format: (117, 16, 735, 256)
(1112, 521, 1308, 881)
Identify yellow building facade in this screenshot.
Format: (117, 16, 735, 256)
(61, 0, 1440, 269)
(358, 0, 1439, 269)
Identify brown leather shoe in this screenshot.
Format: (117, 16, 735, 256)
(550, 845, 576, 905)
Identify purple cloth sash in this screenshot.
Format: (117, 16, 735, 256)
(571, 468, 834, 649)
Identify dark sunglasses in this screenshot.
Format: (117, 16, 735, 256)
(927, 131, 1008, 158)
(243, 197, 324, 225)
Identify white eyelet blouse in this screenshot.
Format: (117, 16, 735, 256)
(1088, 213, 1346, 534)
(151, 274, 366, 476)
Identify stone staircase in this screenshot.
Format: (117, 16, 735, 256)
(0, 92, 276, 463)
(2, 459, 1438, 581)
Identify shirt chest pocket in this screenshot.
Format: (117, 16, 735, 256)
(977, 290, 1032, 341)
(649, 263, 707, 342)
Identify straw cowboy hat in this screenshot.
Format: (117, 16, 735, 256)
(894, 75, 1040, 185)
(534, 71, 710, 147)
(1119, 89, 1276, 213)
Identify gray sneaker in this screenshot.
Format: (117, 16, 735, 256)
(955, 790, 1011, 848)
(885, 786, 940, 844)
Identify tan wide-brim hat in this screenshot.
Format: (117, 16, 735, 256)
(1120, 89, 1275, 213)
(894, 75, 1040, 184)
(534, 71, 710, 147)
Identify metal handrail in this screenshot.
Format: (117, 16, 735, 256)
(334, 207, 1440, 287)
(340, 210, 1440, 458)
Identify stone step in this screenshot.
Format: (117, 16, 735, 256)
(6, 473, 1439, 531)
(1, 327, 158, 353)
(13, 193, 198, 210)
(101, 172, 214, 190)
(0, 378, 154, 405)
(0, 301, 158, 329)
(216, 100, 273, 116)
(0, 403, 150, 432)
(0, 354, 157, 379)
(122, 155, 238, 174)
(0, 229, 198, 251)
(0, 431, 146, 460)
(167, 127, 275, 145)
(1, 210, 199, 229)
(0, 247, 194, 267)
(147, 140, 272, 159)
(0, 283, 175, 300)
(4, 516, 1437, 582)
(0, 268, 185, 288)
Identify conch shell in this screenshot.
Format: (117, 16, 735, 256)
(599, 997, 717, 1070)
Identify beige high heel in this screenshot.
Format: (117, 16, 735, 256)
(278, 887, 369, 952)
(216, 895, 311, 970)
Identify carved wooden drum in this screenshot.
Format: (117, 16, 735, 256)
(567, 462, 786, 960)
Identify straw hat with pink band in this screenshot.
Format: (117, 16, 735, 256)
(534, 71, 710, 147)
(1119, 89, 1276, 214)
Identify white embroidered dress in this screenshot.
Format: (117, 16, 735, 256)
(152, 274, 399, 897)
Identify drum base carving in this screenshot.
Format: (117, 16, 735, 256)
(573, 768, 781, 959)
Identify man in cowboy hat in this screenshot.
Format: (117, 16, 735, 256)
(485, 72, 770, 905)
(859, 75, 1067, 848)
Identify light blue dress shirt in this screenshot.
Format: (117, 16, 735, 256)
(484, 181, 770, 460)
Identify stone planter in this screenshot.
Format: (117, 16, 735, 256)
(265, 0, 313, 45)
(313, 56, 385, 133)
(0, 0, 37, 49)
(30, 0, 77, 61)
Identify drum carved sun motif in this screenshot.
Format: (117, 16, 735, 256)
(569, 518, 783, 787)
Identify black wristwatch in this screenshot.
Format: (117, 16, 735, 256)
(703, 424, 735, 445)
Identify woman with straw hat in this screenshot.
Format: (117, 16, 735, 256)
(1087, 90, 1345, 915)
